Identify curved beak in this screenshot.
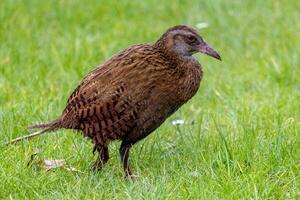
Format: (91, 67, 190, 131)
(196, 41, 221, 61)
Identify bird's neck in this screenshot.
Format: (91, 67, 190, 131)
(154, 39, 197, 68)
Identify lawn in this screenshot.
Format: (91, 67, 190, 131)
(0, 0, 299, 199)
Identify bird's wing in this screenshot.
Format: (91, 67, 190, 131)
(75, 84, 138, 141)
(61, 75, 138, 140)
(63, 64, 106, 110)
(60, 44, 150, 135)
(64, 43, 148, 110)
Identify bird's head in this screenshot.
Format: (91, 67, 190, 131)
(155, 25, 221, 60)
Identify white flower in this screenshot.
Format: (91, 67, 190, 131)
(172, 119, 185, 126)
(191, 170, 199, 177)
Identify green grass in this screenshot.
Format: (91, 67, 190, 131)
(1, 0, 300, 199)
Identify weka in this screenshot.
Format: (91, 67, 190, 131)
(27, 25, 221, 180)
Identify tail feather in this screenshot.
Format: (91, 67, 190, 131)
(7, 118, 62, 145)
(26, 118, 61, 131)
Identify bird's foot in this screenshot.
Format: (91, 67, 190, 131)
(128, 174, 137, 182)
(124, 171, 137, 182)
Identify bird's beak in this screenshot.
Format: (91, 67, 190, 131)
(196, 41, 221, 61)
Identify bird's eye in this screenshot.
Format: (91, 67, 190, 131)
(187, 35, 197, 43)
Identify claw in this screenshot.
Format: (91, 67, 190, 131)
(129, 174, 137, 182)
(123, 173, 137, 182)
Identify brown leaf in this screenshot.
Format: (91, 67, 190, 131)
(37, 159, 65, 171)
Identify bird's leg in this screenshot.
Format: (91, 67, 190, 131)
(92, 145, 109, 171)
(119, 141, 136, 181)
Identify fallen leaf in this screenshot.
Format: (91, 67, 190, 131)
(37, 159, 65, 171)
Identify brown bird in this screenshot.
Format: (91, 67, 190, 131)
(25, 25, 221, 180)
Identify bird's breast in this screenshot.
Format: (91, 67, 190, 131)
(173, 65, 203, 104)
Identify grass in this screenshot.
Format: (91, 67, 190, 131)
(0, 0, 299, 199)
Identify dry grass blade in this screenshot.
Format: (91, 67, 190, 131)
(6, 130, 49, 145)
